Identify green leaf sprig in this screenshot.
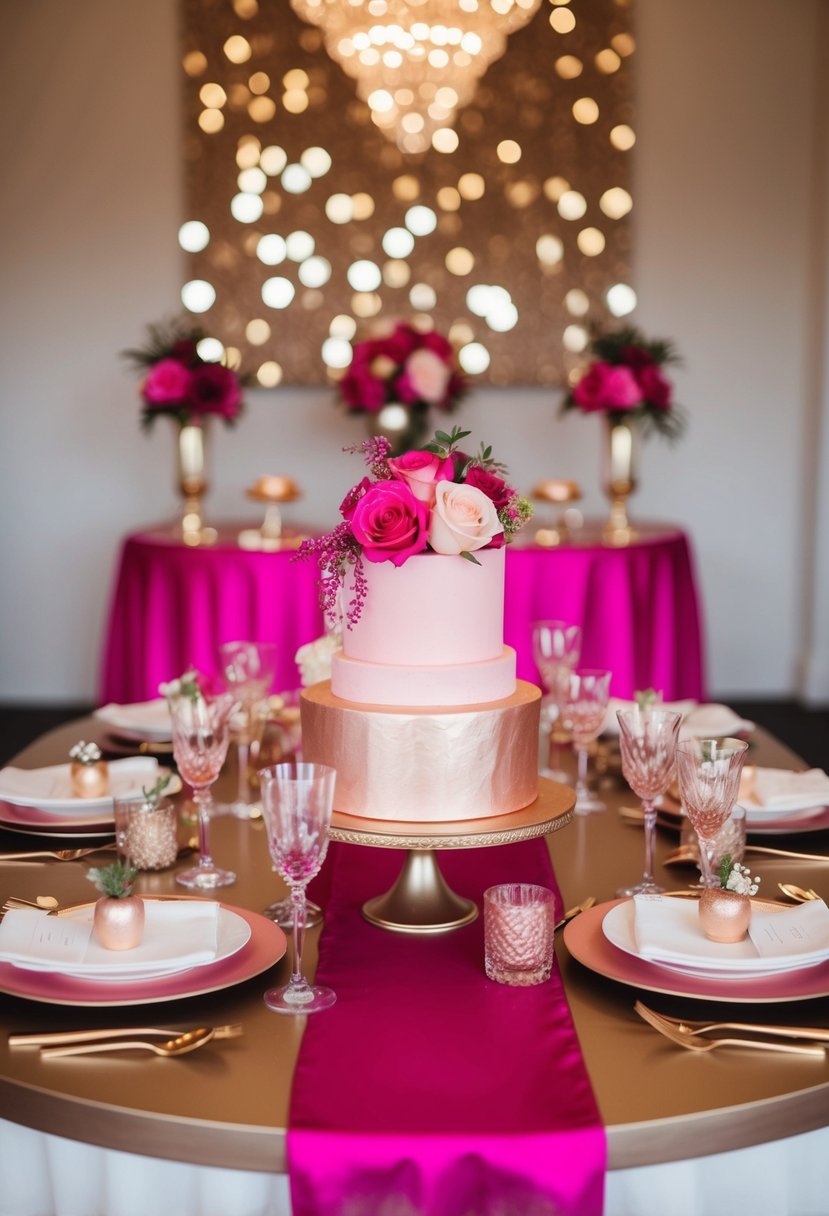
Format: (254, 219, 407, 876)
(87, 862, 138, 899)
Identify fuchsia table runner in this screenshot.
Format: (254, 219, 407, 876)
(289, 839, 606, 1216)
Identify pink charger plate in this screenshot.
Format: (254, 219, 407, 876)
(0, 799, 114, 838)
(563, 899, 829, 1004)
(0, 901, 287, 1007)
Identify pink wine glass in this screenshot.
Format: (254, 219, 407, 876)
(219, 640, 278, 816)
(170, 690, 236, 889)
(531, 620, 582, 782)
(259, 762, 337, 1015)
(561, 669, 612, 814)
(676, 737, 750, 887)
(616, 706, 682, 896)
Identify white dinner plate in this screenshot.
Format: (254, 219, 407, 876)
(6, 904, 252, 983)
(601, 898, 829, 979)
(0, 760, 180, 815)
(564, 900, 829, 1003)
(94, 699, 173, 743)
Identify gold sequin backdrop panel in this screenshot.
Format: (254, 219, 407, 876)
(180, 0, 634, 387)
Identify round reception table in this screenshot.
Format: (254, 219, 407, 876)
(1, 718, 827, 1216)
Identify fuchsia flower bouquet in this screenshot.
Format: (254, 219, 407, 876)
(339, 320, 466, 416)
(124, 319, 246, 431)
(562, 325, 684, 440)
(297, 427, 533, 626)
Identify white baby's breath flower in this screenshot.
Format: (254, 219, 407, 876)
(69, 741, 102, 764)
(725, 861, 760, 897)
(159, 670, 201, 702)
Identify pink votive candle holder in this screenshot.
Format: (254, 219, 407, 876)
(484, 883, 556, 986)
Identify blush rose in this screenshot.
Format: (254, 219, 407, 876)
(397, 348, 451, 407)
(428, 481, 503, 555)
(349, 480, 430, 566)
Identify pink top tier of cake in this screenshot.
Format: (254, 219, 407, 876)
(331, 547, 515, 707)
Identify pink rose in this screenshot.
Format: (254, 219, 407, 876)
(350, 480, 430, 566)
(571, 362, 642, 412)
(463, 465, 513, 511)
(379, 323, 420, 363)
(387, 450, 455, 505)
(142, 358, 192, 406)
(187, 364, 242, 420)
(397, 348, 452, 407)
(420, 330, 453, 361)
(635, 363, 673, 410)
(428, 481, 503, 555)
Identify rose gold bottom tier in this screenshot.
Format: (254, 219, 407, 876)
(300, 679, 541, 822)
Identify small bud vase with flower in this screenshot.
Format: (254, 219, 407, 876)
(69, 741, 109, 799)
(698, 854, 761, 943)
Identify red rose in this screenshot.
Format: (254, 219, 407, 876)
(350, 480, 429, 566)
(187, 364, 242, 420)
(340, 476, 374, 520)
(635, 364, 673, 410)
(463, 465, 513, 511)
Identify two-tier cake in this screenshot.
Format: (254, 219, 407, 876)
(298, 431, 539, 823)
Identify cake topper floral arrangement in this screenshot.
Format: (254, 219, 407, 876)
(339, 321, 466, 419)
(123, 318, 246, 431)
(562, 324, 685, 440)
(297, 428, 532, 626)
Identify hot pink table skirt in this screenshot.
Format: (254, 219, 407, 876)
(505, 525, 706, 700)
(99, 522, 705, 704)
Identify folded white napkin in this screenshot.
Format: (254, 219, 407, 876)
(0, 901, 220, 977)
(94, 699, 172, 741)
(0, 757, 161, 810)
(631, 893, 829, 974)
(681, 703, 755, 738)
(741, 767, 829, 813)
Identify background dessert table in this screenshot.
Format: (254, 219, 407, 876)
(1, 719, 826, 1216)
(99, 522, 706, 704)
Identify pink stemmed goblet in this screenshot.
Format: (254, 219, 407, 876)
(259, 762, 337, 1015)
(616, 706, 683, 896)
(676, 737, 750, 888)
(169, 690, 236, 889)
(531, 620, 582, 782)
(561, 669, 612, 814)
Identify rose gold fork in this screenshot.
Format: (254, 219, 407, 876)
(0, 846, 115, 863)
(634, 1002, 829, 1043)
(634, 1001, 825, 1056)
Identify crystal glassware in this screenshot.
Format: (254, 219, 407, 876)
(531, 620, 582, 782)
(616, 706, 683, 896)
(169, 691, 236, 889)
(675, 737, 750, 887)
(561, 669, 612, 814)
(259, 761, 337, 1014)
(484, 884, 556, 986)
(219, 641, 278, 817)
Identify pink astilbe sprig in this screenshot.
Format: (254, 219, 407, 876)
(295, 522, 364, 624)
(343, 435, 394, 480)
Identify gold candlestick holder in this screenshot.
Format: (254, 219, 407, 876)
(531, 480, 583, 547)
(238, 475, 302, 552)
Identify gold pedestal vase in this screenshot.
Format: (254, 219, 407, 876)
(176, 423, 215, 546)
(602, 415, 638, 546)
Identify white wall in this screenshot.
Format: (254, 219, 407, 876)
(1, 0, 827, 705)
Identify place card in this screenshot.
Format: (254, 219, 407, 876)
(0, 909, 91, 966)
(749, 899, 829, 958)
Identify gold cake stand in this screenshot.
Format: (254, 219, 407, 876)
(329, 777, 574, 935)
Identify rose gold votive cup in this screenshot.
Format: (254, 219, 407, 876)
(483, 884, 556, 986)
